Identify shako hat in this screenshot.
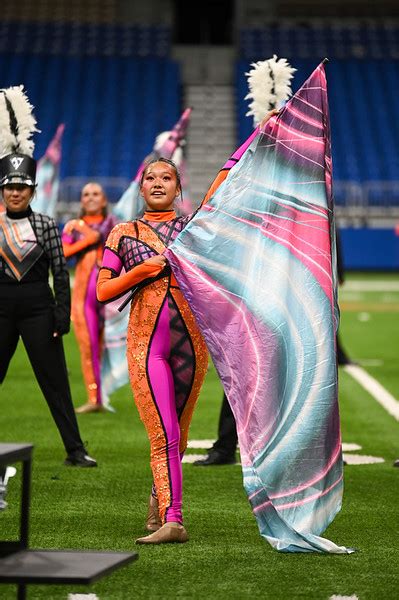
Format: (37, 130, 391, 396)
(0, 85, 39, 186)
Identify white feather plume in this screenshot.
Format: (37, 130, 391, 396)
(0, 85, 39, 158)
(245, 55, 296, 127)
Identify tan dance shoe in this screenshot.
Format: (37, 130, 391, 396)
(136, 522, 188, 545)
(146, 495, 162, 532)
(75, 402, 105, 414)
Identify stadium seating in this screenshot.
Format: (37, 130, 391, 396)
(0, 52, 181, 199)
(1, 18, 398, 210)
(239, 22, 399, 61)
(0, 21, 171, 57)
(235, 55, 399, 206)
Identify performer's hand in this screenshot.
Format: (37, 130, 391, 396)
(259, 108, 280, 128)
(85, 229, 101, 245)
(144, 255, 168, 268)
(65, 220, 99, 241)
(63, 219, 80, 235)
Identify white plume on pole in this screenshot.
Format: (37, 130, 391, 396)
(245, 55, 296, 127)
(0, 85, 39, 158)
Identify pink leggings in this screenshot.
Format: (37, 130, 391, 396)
(147, 300, 183, 523)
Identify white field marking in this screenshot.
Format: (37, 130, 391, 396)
(343, 280, 399, 292)
(182, 454, 208, 463)
(68, 595, 100, 600)
(343, 453, 384, 465)
(329, 596, 359, 600)
(342, 443, 362, 452)
(182, 453, 240, 465)
(187, 439, 215, 449)
(344, 364, 399, 421)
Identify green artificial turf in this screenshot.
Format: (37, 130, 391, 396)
(0, 273, 398, 599)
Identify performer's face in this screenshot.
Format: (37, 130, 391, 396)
(81, 183, 107, 215)
(141, 162, 181, 211)
(1, 184, 34, 212)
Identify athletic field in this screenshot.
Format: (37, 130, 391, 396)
(1, 272, 398, 599)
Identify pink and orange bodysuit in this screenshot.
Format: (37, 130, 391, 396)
(97, 210, 208, 524)
(62, 213, 116, 411)
(95, 123, 258, 526)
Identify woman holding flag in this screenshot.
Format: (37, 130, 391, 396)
(96, 103, 279, 543)
(97, 58, 354, 554)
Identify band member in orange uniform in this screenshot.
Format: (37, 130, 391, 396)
(97, 111, 278, 544)
(97, 159, 207, 543)
(62, 182, 116, 413)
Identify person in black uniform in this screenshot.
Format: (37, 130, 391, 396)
(335, 228, 353, 366)
(0, 85, 96, 467)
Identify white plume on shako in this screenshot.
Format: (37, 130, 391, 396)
(0, 85, 39, 158)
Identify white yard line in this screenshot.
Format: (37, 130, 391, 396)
(187, 439, 215, 448)
(343, 454, 384, 465)
(344, 364, 399, 421)
(342, 443, 361, 452)
(68, 595, 100, 600)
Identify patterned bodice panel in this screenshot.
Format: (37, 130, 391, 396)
(0, 211, 67, 282)
(118, 215, 191, 272)
(143, 216, 191, 247)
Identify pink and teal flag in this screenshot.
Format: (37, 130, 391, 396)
(31, 124, 64, 218)
(166, 62, 353, 553)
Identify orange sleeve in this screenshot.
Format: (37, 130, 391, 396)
(63, 235, 99, 258)
(200, 170, 229, 207)
(96, 262, 164, 303)
(62, 223, 100, 258)
(199, 126, 261, 208)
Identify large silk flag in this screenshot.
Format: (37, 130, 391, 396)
(165, 62, 353, 553)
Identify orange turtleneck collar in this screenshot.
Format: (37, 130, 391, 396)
(83, 214, 104, 224)
(143, 210, 176, 222)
